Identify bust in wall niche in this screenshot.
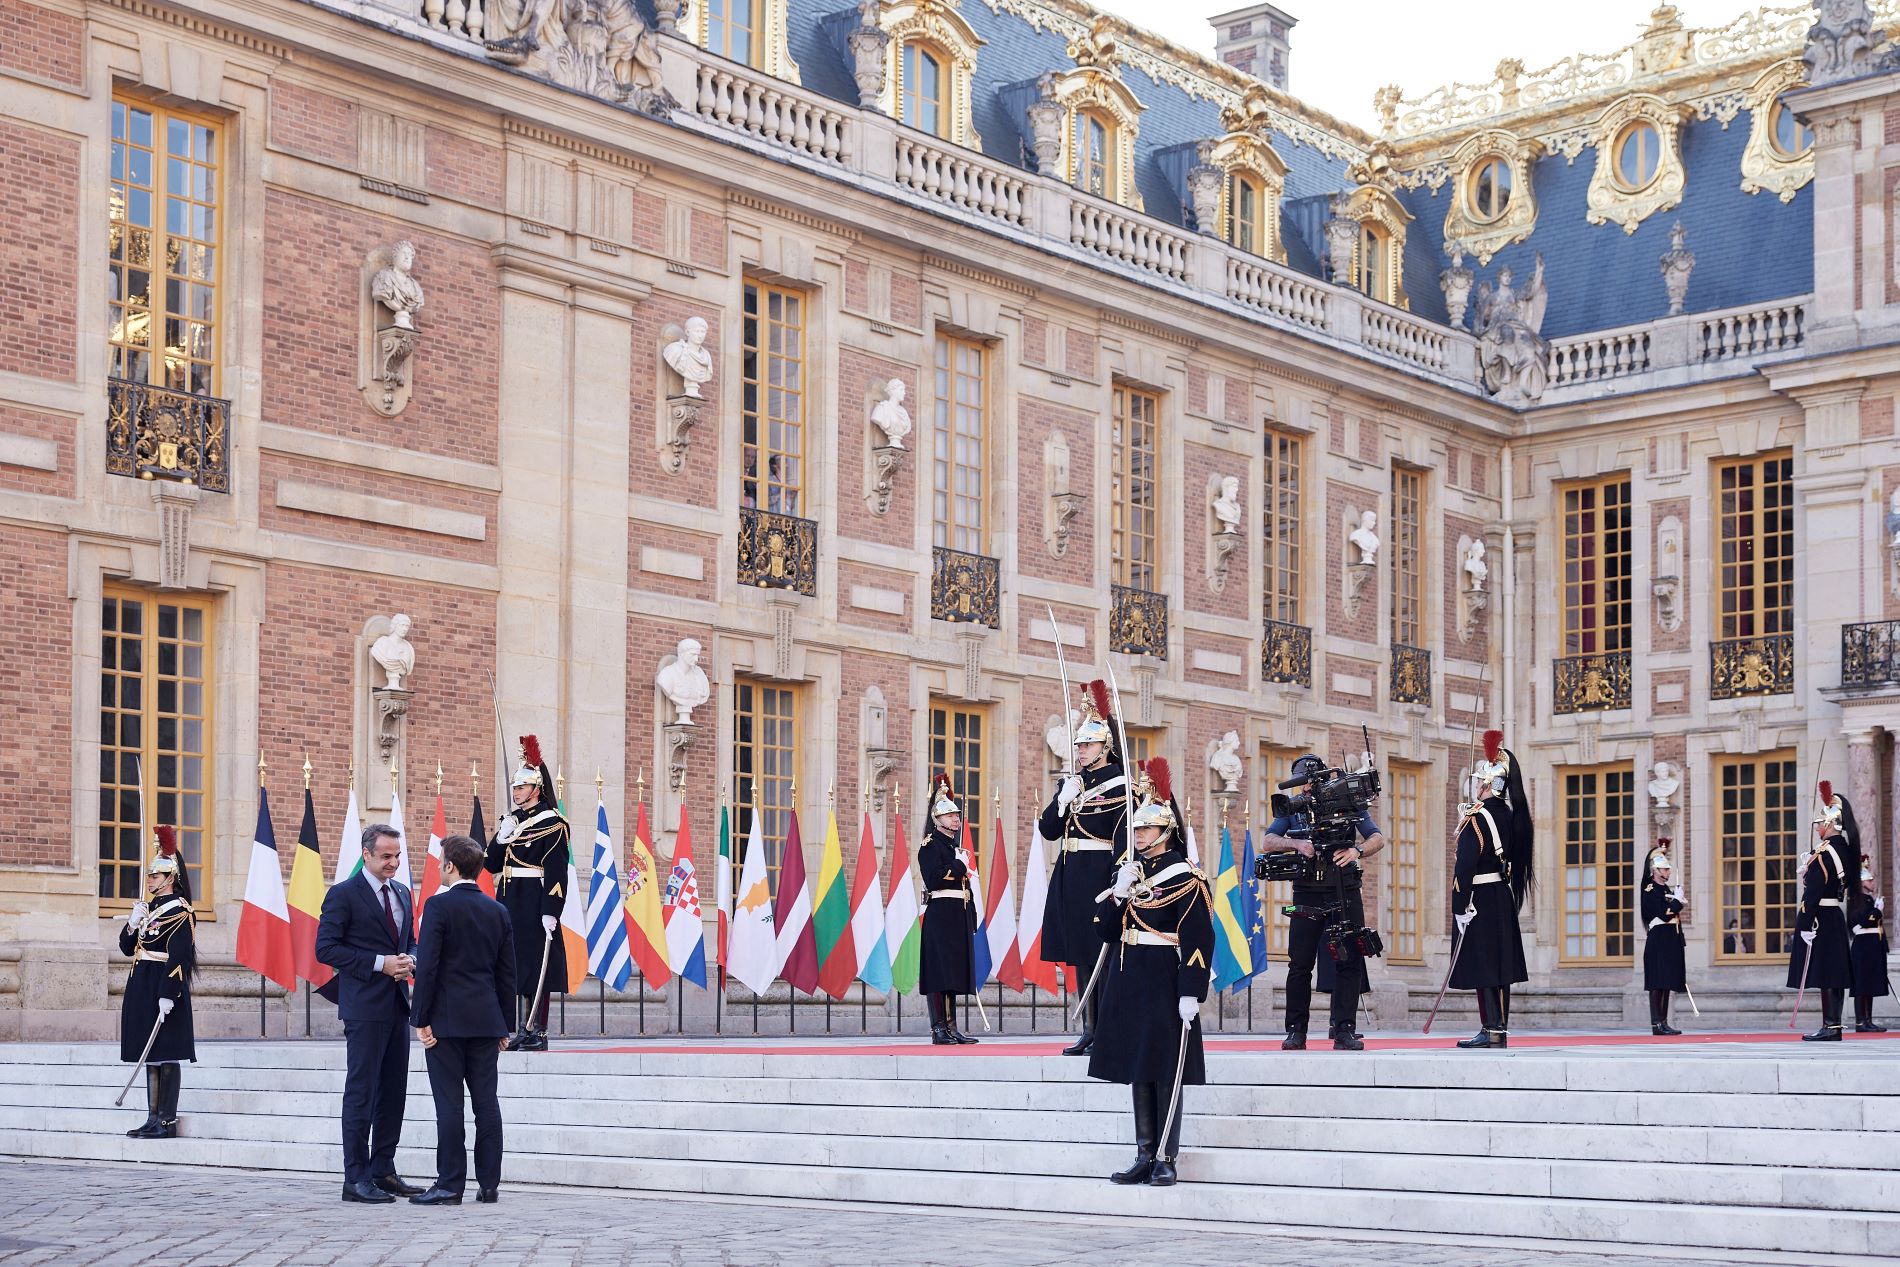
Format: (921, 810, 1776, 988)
(1350, 510, 1380, 565)
(371, 614, 415, 691)
(663, 316, 714, 399)
(871, 378, 912, 449)
(1213, 476, 1242, 535)
(657, 637, 712, 724)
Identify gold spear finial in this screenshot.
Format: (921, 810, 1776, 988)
(435, 761, 444, 796)
(637, 769, 646, 806)
(471, 761, 480, 797)
(302, 754, 312, 791)
(595, 766, 604, 796)
(258, 752, 268, 781)
(556, 768, 565, 802)
(826, 782, 834, 809)
(348, 758, 356, 791)
(893, 784, 903, 817)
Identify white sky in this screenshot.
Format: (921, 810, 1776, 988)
(1095, 0, 1761, 128)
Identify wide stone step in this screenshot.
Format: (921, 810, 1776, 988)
(0, 1126, 1892, 1258)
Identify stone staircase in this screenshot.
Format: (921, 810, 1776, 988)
(1, 1038, 1897, 1258)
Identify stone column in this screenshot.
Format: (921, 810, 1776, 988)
(1848, 727, 1880, 861)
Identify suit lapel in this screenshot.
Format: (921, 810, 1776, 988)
(357, 871, 404, 953)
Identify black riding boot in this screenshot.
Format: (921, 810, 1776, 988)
(948, 995, 979, 1044)
(127, 1065, 162, 1138)
(1657, 991, 1681, 1036)
(149, 1062, 181, 1139)
(1499, 985, 1512, 1045)
(1329, 1021, 1365, 1051)
(1650, 989, 1680, 1036)
(1110, 1083, 1157, 1184)
(1149, 1078, 1185, 1186)
(1064, 989, 1096, 1056)
(1457, 989, 1505, 1048)
(1857, 995, 1889, 1033)
(1805, 988, 1845, 1041)
(928, 992, 955, 1045)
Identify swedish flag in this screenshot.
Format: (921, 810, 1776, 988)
(1211, 824, 1254, 991)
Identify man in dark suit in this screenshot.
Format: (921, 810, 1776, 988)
(409, 834, 516, 1206)
(316, 823, 423, 1204)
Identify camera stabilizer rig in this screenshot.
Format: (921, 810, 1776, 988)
(1253, 726, 1387, 965)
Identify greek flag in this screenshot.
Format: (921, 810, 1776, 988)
(586, 799, 633, 991)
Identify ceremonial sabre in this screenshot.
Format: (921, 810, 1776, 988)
(1790, 739, 1831, 1031)
(528, 925, 555, 1029)
(114, 1013, 165, 1107)
(1682, 983, 1701, 1018)
(1046, 603, 1075, 777)
(1070, 666, 1139, 1023)
(1421, 927, 1467, 1036)
(1156, 1010, 1193, 1165)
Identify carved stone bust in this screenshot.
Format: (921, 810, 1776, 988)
(1463, 538, 1489, 592)
(657, 636, 711, 724)
(1209, 730, 1243, 793)
(1350, 510, 1380, 565)
(1213, 475, 1242, 535)
(870, 377, 912, 449)
(1647, 760, 1680, 808)
(663, 316, 714, 399)
(371, 614, 415, 691)
(370, 241, 425, 331)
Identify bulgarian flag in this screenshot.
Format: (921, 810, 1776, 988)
(773, 806, 819, 994)
(332, 783, 362, 884)
(849, 810, 892, 994)
(416, 794, 446, 933)
(287, 787, 333, 990)
(662, 803, 708, 989)
(388, 781, 412, 892)
(1016, 825, 1059, 995)
(885, 812, 922, 993)
(236, 785, 297, 992)
(983, 806, 1024, 992)
(812, 805, 856, 1000)
(715, 805, 733, 985)
(623, 799, 672, 989)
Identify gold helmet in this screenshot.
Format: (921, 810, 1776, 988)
(1129, 758, 1179, 835)
(930, 772, 961, 819)
(1074, 679, 1112, 747)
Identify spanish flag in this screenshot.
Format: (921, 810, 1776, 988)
(623, 799, 672, 989)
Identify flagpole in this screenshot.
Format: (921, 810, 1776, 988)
(258, 752, 269, 1039)
(892, 784, 903, 1037)
(677, 767, 687, 1038)
(303, 754, 314, 1038)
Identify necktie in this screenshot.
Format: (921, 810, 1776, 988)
(382, 883, 400, 945)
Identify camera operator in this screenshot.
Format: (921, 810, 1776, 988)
(1258, 754, 1385, 1051)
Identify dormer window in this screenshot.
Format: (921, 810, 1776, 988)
(1770, 101, 1811, 159)
(1585, 95, 1687, 232)
(1741, 62, 1813, 204)
(877, 0, 982, 148)
(1356, 222, 1391, 301)
(900, 41, 948, 137)
(1226, 171, 1263, 254)
(707, 0, 760, 66)
(1074, 110, 1115, 197)
(1613, 120, 1661, 192)
(684, 0, 800, 80)
(1466, 155, 1512, 223)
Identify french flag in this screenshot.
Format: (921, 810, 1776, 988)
(236, 785, 297, 993)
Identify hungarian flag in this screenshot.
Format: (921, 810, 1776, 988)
(623, 799, 672, 989)
(884, 811, 921, 994)
(983, 807, 1024, 992)
(663, 803, 708, 989)
(287, 788, 332, 990)
(1016, 826, 1059, 995)
(727, 806, 778, 996)
(715, 805, 733, 984)
(812, 806, 855, 1000)
(416, 794, 446, 933)
(849, 810, 892, 993)
(470, 791, 495, 897)
(1212, 823, 1254, 992)
(236, 785, 297, 992)
(773, 806, 818, 994)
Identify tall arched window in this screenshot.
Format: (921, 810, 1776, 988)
(1357, 222, 1390, 301)
(1225, 171, 1264, 255)
(1073, 111, 1114, 198)
(900, 42, 948, 138)
(707, 0, 761, 66)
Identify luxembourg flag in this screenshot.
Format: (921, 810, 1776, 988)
(983, 807, 1024, 992)
(584, 799, 633, 992)
(662, 803, 708, 989)
(236, 785, 297, 993)
(1016, 826, 1060, 995)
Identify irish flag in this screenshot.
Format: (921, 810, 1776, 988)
(1016, 826, 1059, 995)
(885, 812, 921, 993)
(849, 810, 892, 994)
(812, 806, 855, 1000)
(983, 807, 1024, 992)
(416, 794, 446, 932)
(236, 785, 296, 992)
(623, 799, 672, 989)
(287, 787, 332, 990)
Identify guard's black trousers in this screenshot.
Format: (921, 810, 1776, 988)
(1283, 886, 1365, 1034)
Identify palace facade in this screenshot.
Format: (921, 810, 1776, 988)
(3, 0, 1898, 1035)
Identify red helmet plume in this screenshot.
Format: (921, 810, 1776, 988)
(1482, 730, 1503, 763)
(1655, 837, 1672, 848)
(155, 824, 178, 858)
(1819, 779, 1834, 805)
(1085, 678, 1112, 723)
(520, 734, 544, 768)
(1144, 756, 1173, 803)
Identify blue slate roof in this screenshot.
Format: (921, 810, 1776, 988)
(784, 0, 1812, 336)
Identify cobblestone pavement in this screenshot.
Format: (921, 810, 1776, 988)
(0, 1159, 1837, 1267)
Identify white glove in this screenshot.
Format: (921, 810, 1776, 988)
(156, 998, 174, 1019)
(1877, 896, 1886, 913)
(1113, 861, 1141, 900)
(1177, 997, 1197, 1023)
(1056, 775, 1083, 812)
(127, 901, 151, 931)
(541, 914, 557, 934)
(1801, 929, 1817, 945)
(955, 848, 972, 871)
(495, 815, 520, 845)
(1454, 907, 1476, 934)
(1670, 887, 1686, 907)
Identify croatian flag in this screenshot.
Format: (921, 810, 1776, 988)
(663, 804, 708, 989)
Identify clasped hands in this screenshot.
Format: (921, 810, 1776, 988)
(380, 954, 417, 981)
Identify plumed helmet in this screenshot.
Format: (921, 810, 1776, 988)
(512, 734, 550, 792)
(1074, 679, 1112, 746)
(1814, 780, 1842, 828)
(148, 824, 180, 876)
(1471, 729, 1509, 793)
(930, 772, 961, 819)
(1649, 840, 1673, 874)
(1130, 758, 1180, 835)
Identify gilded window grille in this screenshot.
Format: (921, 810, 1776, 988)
(1110, 583, 1168, 659)
(105, 378, 230, 492)
(737, 506, 817, 596)
(100, 590, 215, 914)
(1260, 618, 1311, 688)
(1391, 466, 1423, 648)
(1390, 643, 1431, 706)
(1711, 634, 1794, 700)
(1385, 762, 1424, 964)
(1262, 429, 1302, 626)
(930, 545, 999, 627)
(1553, 651, 1633, 713)
(1558, 765, 1637, 964)
(1716, 752, 1799, 962)
(1111, 385, 1159, 592)
(733, 679, 799, 882)
(1841, 620, 1900, 688)
(741, 280, 806, 518)
(932, 334, 986, 555)
(929, 702, 986, 853)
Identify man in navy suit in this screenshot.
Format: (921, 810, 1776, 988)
(316, 823, 423, 1203)
(409, 834, 516, 1206)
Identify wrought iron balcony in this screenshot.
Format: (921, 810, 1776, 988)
(1553, 650, 1633, 714)
(1390, 644, 1431, 706)
(1841, 620, 1900, 689)
(1110, 584, 1168, 658)
(1261, 619, 1312, 688)
(1711, 633, 1794, 700)
(106, 377, 230, 493)
(930, 546, 1000, 627)
(737, 506, 817, 596)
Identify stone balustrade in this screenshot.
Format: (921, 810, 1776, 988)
(1542, 295, 1810, 403)
(894, 136, 1031, 229)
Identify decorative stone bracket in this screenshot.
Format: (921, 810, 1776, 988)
(868, 444, 905, 516)
(662, 721, 696, 805)
(373, 687, 413, 760)
(1209, 530, 1238, 593)
(1050, 492, 1083, 556)
(1345, 561, 1374, 620)
(662, 394, 701, 474)
(150, 481, 200, 591)
(865, 746, 903, 812)
(1043, 431, 1082, 558)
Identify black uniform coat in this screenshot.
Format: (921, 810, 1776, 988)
(484, 801, 571, 998)
(1088, 847, 1214, 1087)
(1038, 759, 1127, 972)
(119, 895, 196, 1064)
(917, 827, 976, 995)
(1850, 894, 1891, 998)
(1641, 880, 1686, 992)
(1787, 840, 1854, 990)
(1448, 803, 1528, 990)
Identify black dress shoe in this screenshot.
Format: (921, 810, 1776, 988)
(1148, 1157, 1179, 1187)
(409, 1186, 463, 1206)
(1280, 1030, 1306, 1050)
(374, 1174, 425, 1197)
(343, 1180, 396, 1204)
(929, 1025, 957, 1045)
(515, 1029, 549, 1053)
(1802, 1027, 1843, 1042)
(1109, 1152, 1155, 1185)
(1061, 1031, 1094, 1056)
(953, 1030, 979, 1044)
(476, 1188, 498, 1204)
(1330, 1025, 1365, 1051)
(1859, 1021, 1890, 1033)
